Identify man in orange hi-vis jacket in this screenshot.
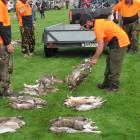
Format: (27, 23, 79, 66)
(0, 0, 14, 96)
(80, 17, 130, 92)
(114, 0, 140, 53)
(16, 0, 35, 57)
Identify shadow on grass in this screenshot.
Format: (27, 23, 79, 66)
(57, 48, 96, 58)
(37, 47, 109, 59)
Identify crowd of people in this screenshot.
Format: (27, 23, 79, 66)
(0, 0, 140, 96)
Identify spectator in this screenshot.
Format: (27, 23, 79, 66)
(16, 0, 35, 57)
(16, 0, 24, 54)
(81, 0, 91, 8)
(65, 0, 69, 9)
(40, 0, 45, 18)
(32, 2, 37, 22)
(0, 0, 14, 96)
(114, 0, 140, 53)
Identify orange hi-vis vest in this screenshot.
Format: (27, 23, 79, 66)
(94, 19, 130, 47)
(114, 0, 140, 17)
(16, 0, 23, 27)
(0, 0, 10, 45)
(16, 0, 32, 27)
(20, 4, 32, 16)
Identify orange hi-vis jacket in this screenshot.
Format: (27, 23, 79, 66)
(94, 19, 130, 47)
(16, 0, 23, 27)
(16, 0, 32, 27)
(17, 1, 32, 16)
(0, 0, 11, 45)
(114, 0, 140, 17)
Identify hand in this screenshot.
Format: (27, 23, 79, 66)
(80, 26, 86, 30)
(110, 4, 114, 8)
(91, 58, 97, 65)
(114, 16, 119, 23)
(114, 12, 119, 23)
(26, 0, 29, 6)
(7, 44, 14, 54)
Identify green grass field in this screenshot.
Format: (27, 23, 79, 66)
(0, 9, 140, 140)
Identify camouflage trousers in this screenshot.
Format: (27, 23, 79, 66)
(123, 20, 140, 52)
(0, 45, 13, 94)
(21, 26, 35, 55)
(20, 26, 24, 49)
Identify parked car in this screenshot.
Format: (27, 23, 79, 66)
(36, 0, 63, 10)
(7, 0, 14, 12)
(69, 0, 118, 24)
(48, 0, 64, 10)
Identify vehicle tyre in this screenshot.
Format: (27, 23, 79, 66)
(44, 45, 59, 57)
(53, 48, 59, 54)
(54, 6, 59, 10)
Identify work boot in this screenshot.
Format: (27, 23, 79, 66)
(133, 48, 138, 53)
(0, 91, 4, 97)
(3, 86, 13, 97)
(127, 46, 134, 52)
(97, 82, 110, 89)
(29, 52, 34, 56)
(127, 45, 133, 53)
(106, 84, 119, 93)
(24, 54, 30, 58)
(106, 87, 119, 92)
(127, 47, 138, 54)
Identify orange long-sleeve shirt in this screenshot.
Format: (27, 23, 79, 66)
(16, 0, 32, 27)
(16, 0, 23, 27)
(94, 19, 130, 47)
(114, 0, 140, 17)
(0, 0, 11, 45)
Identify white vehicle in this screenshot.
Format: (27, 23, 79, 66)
(48, 0, 64, 10)
(7, 1, 14, 12)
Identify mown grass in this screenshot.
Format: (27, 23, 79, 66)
(0, 9, 140, 140)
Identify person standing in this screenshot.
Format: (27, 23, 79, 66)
(16, 0, 24, 54)
(40, 0, 45, 19)
(65, 0, 69, 9)
(0, 0, 14, 96)
(80, 18, 130, 92)
(81, 0, 91, 8)
(114, 0, 140, 53)
(16, 0, 35, 57)
(31, 2, 37, 22)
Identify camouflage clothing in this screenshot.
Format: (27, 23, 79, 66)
(20, 26, 24, 49)
(0, 45, 13, 95)
(22, 26, 35, 55)
(123, 20, 140, 52)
